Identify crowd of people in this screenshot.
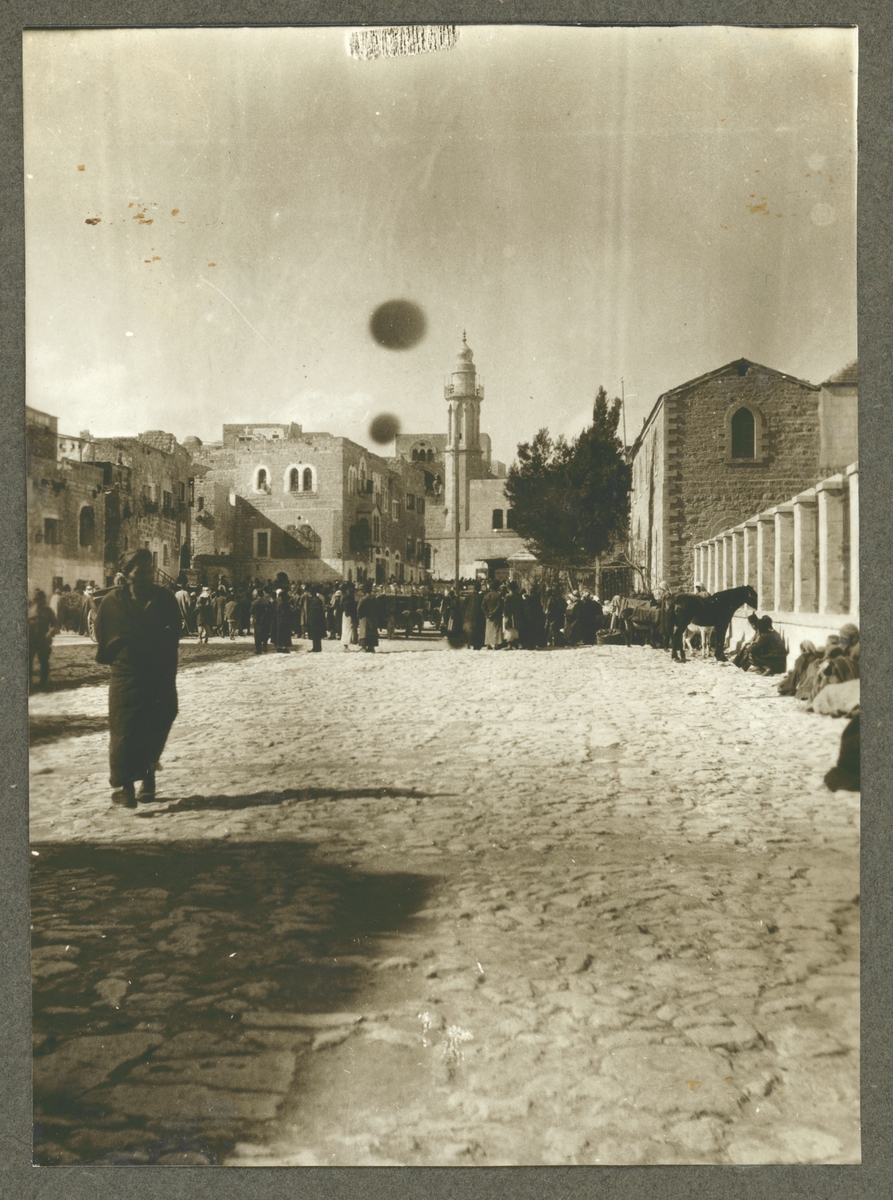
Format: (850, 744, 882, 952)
(163, 575, 609, 656)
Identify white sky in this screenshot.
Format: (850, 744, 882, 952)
(24, 25, 856, 464)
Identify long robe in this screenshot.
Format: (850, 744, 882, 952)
(481, 590, 504, 648)
(95, 584, 181, 787)
(357, 594, 379, 648)
(461, 590, 485, 649)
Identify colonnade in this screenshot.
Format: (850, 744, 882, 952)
(692, 463, 858, 623)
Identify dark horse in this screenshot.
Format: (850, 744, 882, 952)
(670, 585, 758, 663)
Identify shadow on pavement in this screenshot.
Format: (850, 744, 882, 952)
(133, 785, 435, 817)
(31, 841, 434, 1165)
(30, 713, 109, 746)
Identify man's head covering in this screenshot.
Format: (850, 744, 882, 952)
(839, 623, 859, 642)
(757, 616, 774, 632)
(119, 546, 152, 574)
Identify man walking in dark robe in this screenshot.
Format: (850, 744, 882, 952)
(307, 585, 328, 652)
(28, 588, 56, 691)
(94, 548, 181, 809)
(251, 589, 274, 654)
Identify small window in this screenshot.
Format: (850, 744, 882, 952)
(506, 508, 516, 530)
(180, 482, 186, 502)
(391, 500, 400, 520)
(406, 493, 415, 511)
(289, 467, 300, 492)
(255, 530, 269, 557)
(418, 497, 425, 515)
(373, 515, 381, 543)
(197, 495, 204, 511)
(255, 467, 268, 491)
(162, 490, 173, 511)
(79, 506, 96, 547)
(492, 508, 504, 530)
(303, 467, 314, 492)
(427, 449, 434, 462)
(152, 550, 158, 567)
(730, 407, 755, 459)
(407, 537, 414, 558)
(162, 543, 169, 566)
(44, 518, 62, 545)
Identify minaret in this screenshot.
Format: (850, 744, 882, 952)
(443, 332, 484, 536)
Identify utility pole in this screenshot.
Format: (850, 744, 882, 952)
(620, 377, 628, 447)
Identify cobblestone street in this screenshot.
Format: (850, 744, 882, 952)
(29, 637, 859, 1166)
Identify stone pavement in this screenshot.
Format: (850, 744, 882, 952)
(29, 638, 859, 1165)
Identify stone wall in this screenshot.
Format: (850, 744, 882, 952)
(192, 432, 428, 585)
(89, 435, 193, 578)
(628, 360, 853, 592)
(694, 463, 858, 658)
(27, 447, 108, 593)
(426, 479, 526, 578)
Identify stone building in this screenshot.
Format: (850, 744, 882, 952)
(26, 408, 197, 594)
(189, 424, 428, 586)
(26, 408, 109, 594)
(627, 359, 858, 592)
(88, 431, 195, 581)
(398, 336, 525, 580)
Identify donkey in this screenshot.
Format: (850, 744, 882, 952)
(670, 585, 758, 663)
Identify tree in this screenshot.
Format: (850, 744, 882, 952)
(504, 387, 630, 569)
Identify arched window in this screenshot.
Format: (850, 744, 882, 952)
(427, 449, 434, 462)
(492, 508, 504, 530)
(730, 407, 755, 459)
(254, 466, 270, 492)
(79, 505, 95, 547)
(412, 449, 419, 461)
(288, 467, 300, 492)
(303, 466, 314, 492)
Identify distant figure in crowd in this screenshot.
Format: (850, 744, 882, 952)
(28, 588, 56, 692)
(734, 614, 788, 675)
(271, 589, 293, 652)
(462, 580, 485, 650)
(357, 581, 379, 652)
(341, 581, 358, 650)
(251, 589, 273, 654)
(481, 581, 504, 649)
(307, 586, 327, 652)
(94, 548, 181, 809)
(502, 580, 523, 649)
(195, 587, 213, 644)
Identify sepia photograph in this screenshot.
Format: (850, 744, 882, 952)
(24, 23, 859, 1167)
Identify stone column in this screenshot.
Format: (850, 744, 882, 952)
(793, 491, 818, 613)
(742, 520, 758, 592)
(817, 475, 847, 614)
(773, 504, 795, 613)
(706, 541, 714, 593)
(721, 534, 732, 590)
(756, 514, 775, 611)
(694, 544, 703, 590)
(847, 464, 859, 614)
(731, 526, 744, 588)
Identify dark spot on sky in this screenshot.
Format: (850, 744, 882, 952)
(369, 413, 401, 444)
(85, 218, 101, 225)
(369, 299, 426, 350)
